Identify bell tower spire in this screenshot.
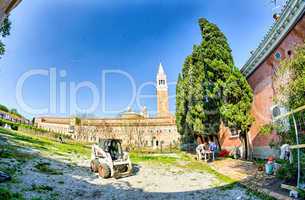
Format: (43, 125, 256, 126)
(156, 62, 169, 116)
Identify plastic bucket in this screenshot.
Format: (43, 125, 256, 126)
(265, 163, 274, 175)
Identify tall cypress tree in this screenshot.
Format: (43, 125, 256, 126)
(176, 18, 253, 158)
(185, 45, 206, 138)
(198, 18, 234, 137)
(176, 56, 193, 143)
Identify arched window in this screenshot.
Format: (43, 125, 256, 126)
(287, 50, 292, 57)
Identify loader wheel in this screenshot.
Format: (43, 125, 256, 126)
(98, 163, 111, 178)
(90, 160, 98, 173)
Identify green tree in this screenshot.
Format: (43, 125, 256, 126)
(0, 17, 11, 58)
(0, 104, 9, 112)
(176, 18, 253, 158)
(10, 108, 22, 117)
(220, 67, 254, 158)
(197, 18, 235, 137)
(176, 56, 193, 143)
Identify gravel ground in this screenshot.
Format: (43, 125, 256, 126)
(0, 153, 262, 200)
(0, 134, 262, 200)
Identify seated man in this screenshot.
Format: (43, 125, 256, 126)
(208, 141, 217, 161)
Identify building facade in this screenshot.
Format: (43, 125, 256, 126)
(220, 0, 305, 158)
(0, 0, 21, 24)
(36, 64, 180, 148)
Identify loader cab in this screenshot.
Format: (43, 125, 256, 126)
(98, 139, 123, 160)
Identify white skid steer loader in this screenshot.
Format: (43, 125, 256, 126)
(90, 139, 132, 178)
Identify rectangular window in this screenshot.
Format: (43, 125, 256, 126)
(231, 128, 240, 137)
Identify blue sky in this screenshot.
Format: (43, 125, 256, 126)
(0, 0, 285, 118)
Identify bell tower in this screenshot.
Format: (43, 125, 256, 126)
(156, 63, 169, 117)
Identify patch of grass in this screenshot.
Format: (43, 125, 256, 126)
(34, 162, 63, 175)
(0, 187, 24, 200)
(31, 197, 43, 200)
(131, 146, 181, 154)
(0, 127, 90, 158)
(0, 165, 17, 175)
(130, 151, 236, 184)
(0, 143, 34, 162)
(31, 184, 53, 193)
(129, 152, 178, 165)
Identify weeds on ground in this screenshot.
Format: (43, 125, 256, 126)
(31, 184, 53, 192)
(0, 165, 17, 175)
(0, 145, 27, 177)
(0, 187, 24, 200)
(0, 145, 34, 162)
(34, 162, 63, 175)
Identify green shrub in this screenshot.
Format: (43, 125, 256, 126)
(0, 104, 9, 112)
(259, 123, 274, 135)
(276, 161, 297, 181)
(11, 124, 18, 131)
